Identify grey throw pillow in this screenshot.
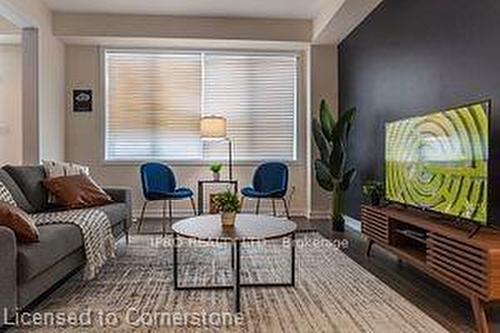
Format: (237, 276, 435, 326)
(0, 169, 34, 212)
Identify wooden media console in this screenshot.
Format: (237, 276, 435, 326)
(361, 205, 500, 333)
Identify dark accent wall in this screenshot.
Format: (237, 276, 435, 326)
(339, 0, 500, 225)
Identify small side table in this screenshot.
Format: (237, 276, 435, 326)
(197, 180, 238, 215)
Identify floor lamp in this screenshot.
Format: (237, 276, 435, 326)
(200, 116, 233, 180)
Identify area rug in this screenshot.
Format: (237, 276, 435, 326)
(16, 233, 448, 332)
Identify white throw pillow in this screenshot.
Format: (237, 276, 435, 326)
(42, 160, 90, 203)
(0, 181, 17, 206)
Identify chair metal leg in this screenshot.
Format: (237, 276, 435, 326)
(282, 198, 290, 219)
(190, 197, 197, 216)
(137, 201, 148, 233)
(272, 199, 277, 216)
(168, 199, 173, 226)
(162, 200, 167, 237)
(256, 199, 261, 215)
(240, 196, 245, 213)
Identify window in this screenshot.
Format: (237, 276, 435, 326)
(104, 50, 298, 162)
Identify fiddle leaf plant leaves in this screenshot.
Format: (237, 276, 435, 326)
(329, 138, 346, 180)
(312, 118, 330, 162)
(312, 98, 357, 229)
(340, 168, 357, 191)
(320, 99, 335, 140)
(314, 160, 334, 192)
(338, 107, 356, 144)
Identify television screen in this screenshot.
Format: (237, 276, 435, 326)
(385, 101, 489, 224)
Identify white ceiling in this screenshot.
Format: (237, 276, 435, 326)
(42, 0, 327, 19)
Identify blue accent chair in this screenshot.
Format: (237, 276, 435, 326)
(241, 162, 290, 218)
(138, 162, 196, 236)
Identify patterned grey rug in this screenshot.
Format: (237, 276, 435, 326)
(17, 233, 448, 332)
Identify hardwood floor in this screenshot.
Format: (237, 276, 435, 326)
(133, 216, 500, 332)
(315, 219, 500, 333)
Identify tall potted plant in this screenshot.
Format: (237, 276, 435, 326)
(312, 99, 357, 231)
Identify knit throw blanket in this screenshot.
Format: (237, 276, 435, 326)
(32, 208, 115, 280)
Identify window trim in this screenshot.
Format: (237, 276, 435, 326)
(99, 46, 304, 166)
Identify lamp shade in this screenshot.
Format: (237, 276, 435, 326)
(200, 116, 227, 139)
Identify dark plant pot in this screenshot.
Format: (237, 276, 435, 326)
(363, 192, 382, 206)
(370, 193, 381, 206)
(332, 215, 345, 232)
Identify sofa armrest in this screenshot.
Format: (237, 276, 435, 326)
(103, 187, 133, 229)
(0, 226, 17, 326)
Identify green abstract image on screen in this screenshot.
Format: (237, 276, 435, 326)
(385, 102, 488, 224)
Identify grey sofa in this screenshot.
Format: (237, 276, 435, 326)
(0, 165, 132, 326)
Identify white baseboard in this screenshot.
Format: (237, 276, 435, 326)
(132, 208, 307, 219)
(131, 207, 362, 232)
(307, 210, 331, 220)
(344, 215, 361, 232)
(304, 211, 361, 231)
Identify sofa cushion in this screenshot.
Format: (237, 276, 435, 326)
(3, 165, 48, 213)
(43, 175, 113, 210)
(42, 160, 90, 204)
(0, 169, 35, 212)
(17, 224, 83, 282)
(98, 203, 127, 228)
(0, 203, 39, 242)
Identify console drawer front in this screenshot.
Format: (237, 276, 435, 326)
(361, 206, 389, 244)
(428, 233, 488, 298)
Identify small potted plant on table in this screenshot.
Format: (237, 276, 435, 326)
(362, 181, 384, 206)
(210, 163, 223, 181)
(213, 190, 240, 227)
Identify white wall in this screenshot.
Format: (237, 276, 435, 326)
(0, 0, 65, 162)
(307, 45, 339, 219)
(0, 15, 19, 34)
(0, 43, 22, 164)
(53, 12, 311, 42)
(65, 44, 309, 218)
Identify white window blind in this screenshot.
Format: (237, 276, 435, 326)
(104, 50, 297, 162)
(203, 54, 297, 161)
(105, 52, 202, 160)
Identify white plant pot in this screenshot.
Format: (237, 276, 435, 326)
(213, 172, 220, 181)
(221, 212, 236, 227)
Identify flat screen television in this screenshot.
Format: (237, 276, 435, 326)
(385, 101, 489, 225)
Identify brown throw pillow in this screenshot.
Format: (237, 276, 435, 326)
(0, 203, 39, 242)
(43, 174, 113, 209)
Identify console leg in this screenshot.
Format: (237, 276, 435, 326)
(468, 224, 481, 238)
(471, 296, 489, 333)
(366, 239, 374, 257)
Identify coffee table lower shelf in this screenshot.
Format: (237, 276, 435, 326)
(172, 233, 296, 313)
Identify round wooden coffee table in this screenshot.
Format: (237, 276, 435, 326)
(171, 214, 297, 313)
